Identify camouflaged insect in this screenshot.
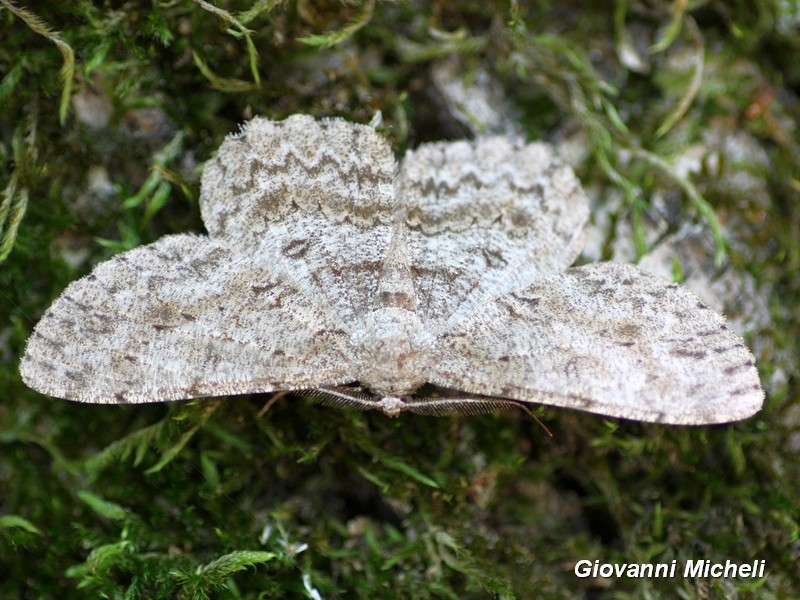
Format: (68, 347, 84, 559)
(21, 115, 764, 424)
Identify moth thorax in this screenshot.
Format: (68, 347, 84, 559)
(351, 307, 432, 396)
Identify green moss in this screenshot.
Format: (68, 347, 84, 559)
(1, 1, 798, 598)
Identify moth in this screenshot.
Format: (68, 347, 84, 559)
(21, 115, 763, 424)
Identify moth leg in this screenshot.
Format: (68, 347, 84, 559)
(257, 391, 290, 417)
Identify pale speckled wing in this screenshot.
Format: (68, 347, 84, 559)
(200, 115, 397, 328)
(397, 137, 589, 333)
(20, 235, 356, 403)
(425, 262, 763, 424)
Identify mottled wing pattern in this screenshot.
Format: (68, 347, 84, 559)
(21, 235, 356, 403)
(426, 262, 763, 424)
(200, 115, 397, 328)
(20, 115, 763, 424)
(397, 137, 589, 332)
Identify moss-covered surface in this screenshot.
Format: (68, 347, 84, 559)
(1, 2, 798, 598)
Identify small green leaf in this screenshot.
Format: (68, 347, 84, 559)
(298, 0, 374, 48)
(0, 514, 43, 536)
(77, 490, 129, 522)
(171, 550, 277, 598)
(379, 455, 440, 489)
